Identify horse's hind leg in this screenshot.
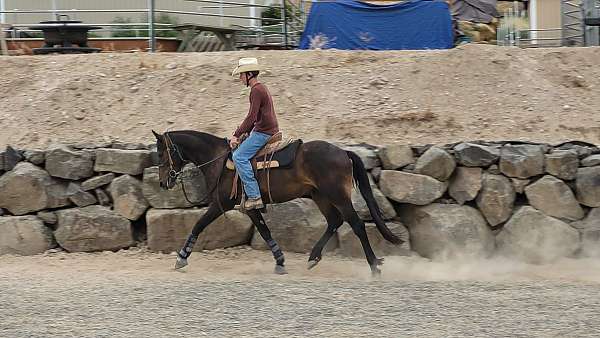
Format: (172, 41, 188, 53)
(337, 202, 383, 276)
(247, 209, 287, 275)
(308, 193, 343, 270)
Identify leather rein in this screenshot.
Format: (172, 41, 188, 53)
(161, 132, 230, 209)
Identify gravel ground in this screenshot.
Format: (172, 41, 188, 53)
(2, 248, 600, 338)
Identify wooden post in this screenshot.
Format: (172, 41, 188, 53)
(0, 24, 8, 56)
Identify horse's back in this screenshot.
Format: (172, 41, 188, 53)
(296, 140, 353, 178)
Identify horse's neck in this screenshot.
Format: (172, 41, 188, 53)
(174, 131, 228, 168)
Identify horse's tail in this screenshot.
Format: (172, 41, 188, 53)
(346, 151, 403, 245)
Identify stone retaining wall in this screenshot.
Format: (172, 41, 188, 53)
(1, 140, 599, 263)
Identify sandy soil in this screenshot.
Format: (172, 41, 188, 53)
(1, 45, 600, 150)
(2, 247, 600, 337)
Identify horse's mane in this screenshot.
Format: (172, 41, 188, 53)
(166, 130, 227, 145)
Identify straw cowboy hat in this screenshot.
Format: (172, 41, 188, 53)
(231, 57, 262, 76)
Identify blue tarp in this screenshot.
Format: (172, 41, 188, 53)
(299, 0, 453, 50)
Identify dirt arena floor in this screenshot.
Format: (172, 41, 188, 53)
(2, 247, 600, 338)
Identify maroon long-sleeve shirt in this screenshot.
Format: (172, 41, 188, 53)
(233, 83, 279, 138)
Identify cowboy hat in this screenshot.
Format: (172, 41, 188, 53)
(231, 57, 262, 76)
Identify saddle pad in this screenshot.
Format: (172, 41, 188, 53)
(227, 139, 302, 171)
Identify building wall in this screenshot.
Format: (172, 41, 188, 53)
(2, 0, 276, 28)
(531, 0, 563, 43)
(536, 0, 562, 29)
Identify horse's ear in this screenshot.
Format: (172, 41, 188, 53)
(152, 130, 161, 139)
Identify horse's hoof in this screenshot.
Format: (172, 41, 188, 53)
(371, 266, 382, 278)
(307, 259, 320, 270)
(274, 265, 288, 275)
(174, 256, 188, 270)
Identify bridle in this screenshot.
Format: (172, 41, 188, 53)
(160, 132, 230, 207)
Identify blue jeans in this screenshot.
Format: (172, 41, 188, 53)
(232, 131, 271, 199)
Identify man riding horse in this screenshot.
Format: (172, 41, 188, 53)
(152, 57, 402, 276)
(230, 57, 278, 211)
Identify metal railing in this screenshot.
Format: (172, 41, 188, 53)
(514, 28, 564, 48)
(0, 0, 306, 52)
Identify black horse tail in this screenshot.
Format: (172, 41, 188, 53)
(346, 151, 403, 245)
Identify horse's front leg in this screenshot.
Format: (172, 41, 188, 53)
(174, 204, 223, 270)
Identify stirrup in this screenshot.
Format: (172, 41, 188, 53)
(243, 197, 264, 210)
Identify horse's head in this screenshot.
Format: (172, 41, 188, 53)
(153, 130, 185, 190)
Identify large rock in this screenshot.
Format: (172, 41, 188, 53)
(109, 175, 149, 221)
(146, 208, 253, 252)
(500, 144, 545, 179)
(44, 179, 71, 209)
(379, 170, 447, 205)
(251, 199, 337, 253)
(95, 189, 111, 206)
(449, 167, 482, 204)
(399, 204, 495, 259)
(0, 162, 71, 215)
(54, 206, 133, 252)
(377, 145, 414, 170)
(337, 221, 411, 258)
(37, 211, 57, 225)
(524, 175, 584, 221)
(572, 208, 600, 257)
(555, 143, 593, 158)
(576, 167, 600, 207)
(342, 146, 380, 169)
(94, 148, 153, 175)
(45, 145, 94, 180)
(24, 149, 45, 165)
(581, 155, 600, 167)
(1, 146, 24, 171)
(545, 150, 579, 180)
(476, 174, 515, 226)
(496, 206, 580, 263)
(66, 182, 98, 207)
(142, 166, 208, 208)
(0, 216, 55, 255)
(414, 146, 456, 181)
(351, 175, 396, 220)
(81, 173, 115, 191)
(453, 143, 500, 167)
(511, 178, 530, 194)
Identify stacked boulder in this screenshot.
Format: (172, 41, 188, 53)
(1, 139, 599, 265)
(375, 141, 600, 263)
(0, 143, 225, 255)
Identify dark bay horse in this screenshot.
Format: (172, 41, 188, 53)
(152, 130, 402, 275)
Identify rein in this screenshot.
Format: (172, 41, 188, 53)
(162, 132, 230, 211)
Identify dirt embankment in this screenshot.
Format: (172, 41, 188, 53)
(1, 45, 599, 150)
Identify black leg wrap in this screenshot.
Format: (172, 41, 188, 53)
(267, 239, 285, 266)
(178, 234, 197, 259)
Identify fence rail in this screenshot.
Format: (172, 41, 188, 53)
(0, 0, 305, 52)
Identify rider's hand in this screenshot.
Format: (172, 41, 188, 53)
(229, 136, 239, 149)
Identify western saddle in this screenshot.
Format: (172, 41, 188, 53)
(227, 131, 296, 202)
